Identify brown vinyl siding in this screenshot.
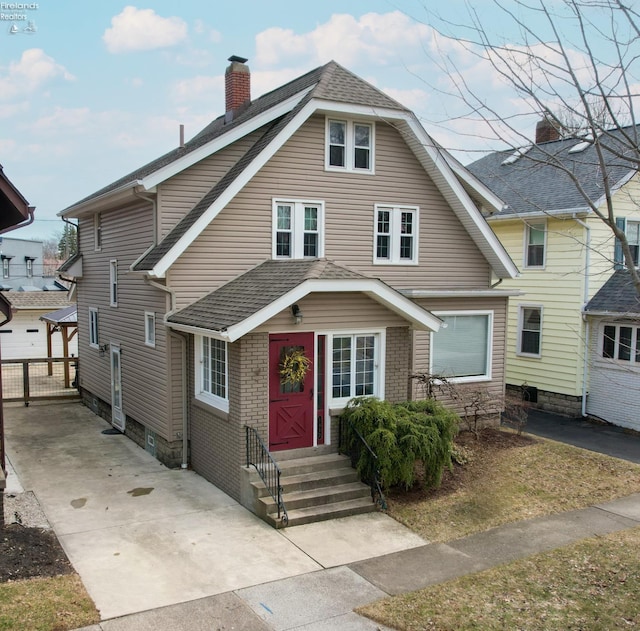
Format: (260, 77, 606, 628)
(168, 114, 492, 309)
(158, 129, 265, 240)
(76, 201, 176, 440)
(411, 296, 508, 413)
(253, 292, 408, 333)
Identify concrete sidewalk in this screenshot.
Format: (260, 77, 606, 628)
(5, 400, 640, 631)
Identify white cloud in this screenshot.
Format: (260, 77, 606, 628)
(172, 75, 223, 103)
(382, 87, 430, 113)
(103, 6, 188, 54)
(0, 49, 74, 102)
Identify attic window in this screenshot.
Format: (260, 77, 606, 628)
(501, 145, 532, 166)
(326, 118, 374, 173)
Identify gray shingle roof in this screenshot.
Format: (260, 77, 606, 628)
(3, 291, 72, 309)
(467, 126, 640, 215)
(585, 270, 640, 316)
(41, 304, 77, 324)
(167, 259, 368, 332)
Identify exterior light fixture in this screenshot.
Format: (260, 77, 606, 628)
(291, 304, 303, 325)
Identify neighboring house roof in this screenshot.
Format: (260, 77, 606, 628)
(467, 126, 640, 218)
(40, 304, 77, 325)
(584, 270, 640, 317)
(4, 291, 72, 310)
(61, 61, 517, 281)
(0, 164, 33, 232)
(167, 259, 443, 342)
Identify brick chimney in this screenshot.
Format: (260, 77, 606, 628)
(225, 55, 250, 120)
(535, 117, 560, 144)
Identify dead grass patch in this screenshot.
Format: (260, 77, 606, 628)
(359, 526, 640, 630)
(387, 428, 640, 542)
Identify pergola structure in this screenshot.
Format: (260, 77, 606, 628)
(41, 305, 78, 388)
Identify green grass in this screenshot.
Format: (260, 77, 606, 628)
(0, 574, 99, 631)
(359, 527, 640, 630)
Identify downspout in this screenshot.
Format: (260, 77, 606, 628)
(573, 216, 591, 417)
(134, 188, 158, 245)
(145, 278, 188, 467)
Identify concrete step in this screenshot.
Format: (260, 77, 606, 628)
(268, 497, 377, 528)
(251, 467, 359, 498)
(276, 453, 352, 477)
(259, 481, 372, 514)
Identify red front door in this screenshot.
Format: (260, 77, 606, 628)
(269, 332, 315, 451)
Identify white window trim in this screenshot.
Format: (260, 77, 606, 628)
(325, 118, 375, 174)
(144, 311, 156, 348)
(373, 204, 419, 265)
(429, 311, 494, 383)
(94, 213, 102, 251)
(324, 329, 385, 408)
(599, 322, 640, 366)
(109, 259, 118, 307)
(89, 308, 99, 349)
(2, 258, 9, 279)
(523, 220, 547, 269)
(25, 258, 34, 278)
(195, 335, 229, 413)
(272, 198, 325, 260)
(517, 304, 543, 358)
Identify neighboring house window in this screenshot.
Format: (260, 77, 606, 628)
(431, 312, 493, 381)
(602, 324, 640, 363)
(109, 260, 118, 307)
(89, 308, 99, 348)
(273, 200, 324, 259)
(330, 332, 383, 404)
(374, 205, 419, 264)
(94, 213, 102, 251)
(2, 257, 9, 279)
(518, 305, 543, 357)
(326, 119, 374, 173)
(525, 221, 546, 268)
(196, 335, 228, 412)
(144, 312, 155, 347)
(25, 257, 34, 278)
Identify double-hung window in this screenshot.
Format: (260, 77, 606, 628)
(602, 324, 640, 363)
(2, 257, 10, 279)
(25, 257, 34, 278)
(627, 221, 640, 267)
(518, 305, 542, 356)
(89, 308, 99, 348)
(326, 119, 374, 173)
(431, 312, 493, 381)
(196, 335, 228, 412)
(273, 200, 323, 259)
(330, 332, 383, 404)
(94, 213, 102, 251)
(374, 205, 418, 264)
(525, 221, 546, 268)
(109, 260, 118, 307)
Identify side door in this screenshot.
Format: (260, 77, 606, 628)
(110, 344, 125, 431)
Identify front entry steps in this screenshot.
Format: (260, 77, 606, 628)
(252, 453, 377, 528)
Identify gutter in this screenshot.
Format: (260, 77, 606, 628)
(487, 207, 591, 222)
(400, 288, 524, 298)
(0, 205, 35, 235)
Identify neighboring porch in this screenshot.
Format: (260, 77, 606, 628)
(168, 259, 442, 527)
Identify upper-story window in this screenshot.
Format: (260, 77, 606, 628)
(144, 311, 156, 347)
(614, 218, 639, 269)
(94, 213, 102, 251)
(89, 308, 99, 348)
(374, 205, 418, 264)
(273, 199, 324, 260)
(2, 256, 10, 279)
(518, 305, 543, 357)
(525, 221, 546, 268)
(109, 259, 118, 307)
(25, 257, 34, 278)
(326, 119, 374, 173)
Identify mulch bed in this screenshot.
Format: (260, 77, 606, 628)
(0, 523, 74, 583)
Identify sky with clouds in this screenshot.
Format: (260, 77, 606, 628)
(1, 0, 636, 241)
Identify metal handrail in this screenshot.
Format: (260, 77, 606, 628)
(338, 416, 387, 510)
(245, 426, 288, 527)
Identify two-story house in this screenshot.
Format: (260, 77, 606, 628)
(467, 120, 640, 418)
(60, 57, 518, 524)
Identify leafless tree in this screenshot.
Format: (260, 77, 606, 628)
(414, 0, 640, 294)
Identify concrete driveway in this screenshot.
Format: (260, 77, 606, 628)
(3, 401, 425, 620)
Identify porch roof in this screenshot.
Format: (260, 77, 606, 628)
(166, 259, 442, 342)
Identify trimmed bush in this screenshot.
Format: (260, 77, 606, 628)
(340, 397, 459, 490)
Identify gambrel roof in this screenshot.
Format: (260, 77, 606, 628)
(167, 259, 443, 342)
(467, 126, 640, 218)
(61, 61, 517, 280)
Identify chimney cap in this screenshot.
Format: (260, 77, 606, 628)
(228, 55, 248, 64)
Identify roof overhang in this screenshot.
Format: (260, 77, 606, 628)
(487, 207, 592, 223)
(0, 165, 33, 232)
(167, 277, 443, 343)
(400, 288, 524, 298)
(583, 309, 640, 319)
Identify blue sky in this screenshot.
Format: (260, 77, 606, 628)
(1, 1, 635, 241)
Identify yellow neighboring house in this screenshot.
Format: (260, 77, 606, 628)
(467, 120, 640, 417)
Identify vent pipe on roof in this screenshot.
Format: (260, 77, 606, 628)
(179, 124, 185, 148)
(225, 55, 250, 123)
(535, 117, 560, 144)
